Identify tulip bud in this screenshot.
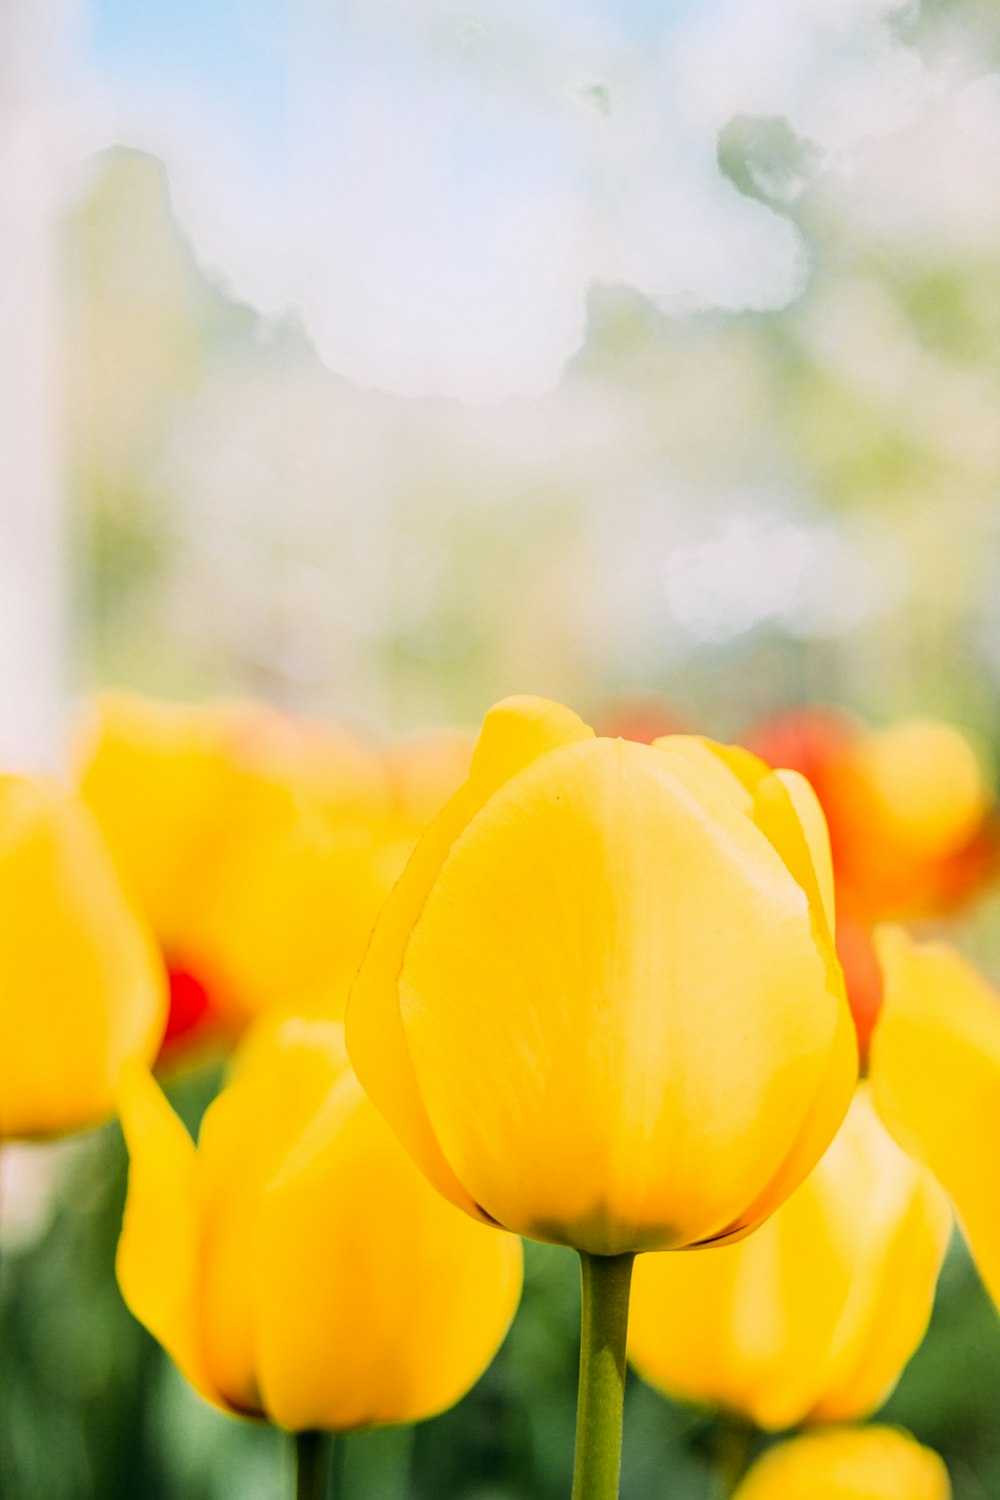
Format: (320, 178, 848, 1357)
(0, 775, 166, 1138)
(347, 696, 856, 1256)
(116, 1019, 522, 1430)
(732, 1426, 950, 1500)
(628, 1085, 950, 1430)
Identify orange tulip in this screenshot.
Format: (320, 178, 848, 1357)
(747, 709, 996, 1055)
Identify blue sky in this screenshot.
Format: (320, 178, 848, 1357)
(79, 0, 881, 402)
(87, 0, 289, 166)
(84, 0, 699, 167)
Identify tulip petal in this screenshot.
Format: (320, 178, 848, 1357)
(397, 736, 849, 1252)
(630, 1153, 857, 1430)
(768, 769, 837, 936)
(75, 695, 238, 953)
(195, 1020, 349, 1412)
(631, 740, 852, 1243)
(629, 1085, 947, 1430)
(469, 696, 595, 788)
(78, 693, 397, 1030)
(809, 1088, 951, 1421)
(255, 1075, 523, 1432)
(178, 719, 393, 1026)
(186, 803, 393, 1028)
(741, 764, 846, 1070)
(657, 731, 850, 1209)
(654, 739, 838, 951)
(814, 1183, 951, 1421)
(870, 927, 1000, 1309)
(347, 696, 593, 1221)
(706, 991, 857, 1245)
(116, 1062, 221, 1409)
(650, 735, 757, 815)
(0, 778, 166, 1139)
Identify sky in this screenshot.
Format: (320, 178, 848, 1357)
(81, 0, 912, 403)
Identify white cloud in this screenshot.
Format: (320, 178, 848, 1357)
(82, 0, 917, 402)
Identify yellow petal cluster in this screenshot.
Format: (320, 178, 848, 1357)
(0, 775, 166, 1138)
(347, 696, 856, 1255)
(76, 693, 472, 1034)
(116, 1019, 522, 1430)
(628, 1085, 950, 1429)
(870, 926, 1000, 1309)
(732, 1426, 951, 1500)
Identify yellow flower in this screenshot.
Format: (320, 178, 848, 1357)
(627, 1085, 951, 1430)
(0, 775, 166, 1138)
(732, 1426, 951, 1500)
(116, 1019, 522, 1430)
(870, 926, 1000, 1309)
(347, 695, 856, 1255)
(75, 694, 465, 1045)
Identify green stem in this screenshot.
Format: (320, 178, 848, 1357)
(715, 1417, 753, 1498)
(295, 1430, 336, 1500)
(571, 1251, 635, 1500)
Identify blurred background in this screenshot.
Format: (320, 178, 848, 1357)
(4, 0, 1000, 1496)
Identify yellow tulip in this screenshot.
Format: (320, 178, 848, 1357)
(116, 1019, 522, 1430)
(870, 926, 1000, 1309)
(732, 1426, 951, 1500)
(347, 695, 856, 1256)
(627, 1085, 951, 1430)
(75, 693, 431, 1043)
(0, 775, 166, 1138)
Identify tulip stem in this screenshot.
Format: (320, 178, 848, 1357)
(715, 1417, 754, 1497)
(295, 1430, 336, 1500)
(571, 1250, 635, 1500)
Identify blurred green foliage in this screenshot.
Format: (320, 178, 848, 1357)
(4, 1071, 1000, 1499)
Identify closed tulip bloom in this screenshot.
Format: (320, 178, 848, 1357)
(732, 1427, 951, 1500)
(116, 1019, 522, 1431)
(0, 776, 166, 1138)
(628, 1085, 950, 1431)
(76, 694, 465, 1048)
(347, 695, 856, 1257)
(870, 927, 1000, 1309)
(734, 1428, 953, 1500)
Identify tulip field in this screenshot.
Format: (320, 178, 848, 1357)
(8, 3, 1000, 1498)
(4, 694, 1000, 1499)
